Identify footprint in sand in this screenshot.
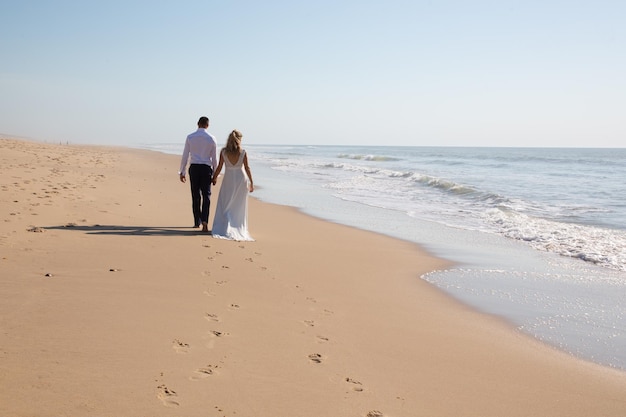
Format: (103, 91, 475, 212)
(204, 330, 227, 349)
(228, 303, 240, 311)
(346, 377, 364, 392)
(303, 320, 315, 327)
(308, 353, 324, 364)
(316, 335, 329, 343)
(366, 411, 385, 417)
(172, 339, 190, 353)
(189, 364, 219, 381)
(157, 384, 179, 407)
(209, 330, 228, 338)
(206, 313, 220, 322)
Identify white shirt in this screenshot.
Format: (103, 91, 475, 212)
(179, 128, 217, 174)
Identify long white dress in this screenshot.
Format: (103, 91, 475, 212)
(212, 149, 254, 241)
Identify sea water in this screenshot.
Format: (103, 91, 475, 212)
(143, 143, 626, 370)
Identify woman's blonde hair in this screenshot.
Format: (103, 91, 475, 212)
(224, 129, 243, 153)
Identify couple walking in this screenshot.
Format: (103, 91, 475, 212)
(179, 116, 254, 241)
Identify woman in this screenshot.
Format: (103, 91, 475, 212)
(211, 129, 255, 241)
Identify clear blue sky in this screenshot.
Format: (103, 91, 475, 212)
(1, 1, 624, 147)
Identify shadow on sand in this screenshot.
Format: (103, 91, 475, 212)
(44, 224, 211, 236)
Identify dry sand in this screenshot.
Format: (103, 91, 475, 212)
(1, 137, 625, 417)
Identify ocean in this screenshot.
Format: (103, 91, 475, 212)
(143, 143, 626, 370)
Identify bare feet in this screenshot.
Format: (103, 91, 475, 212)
(202, 222, 208, 233)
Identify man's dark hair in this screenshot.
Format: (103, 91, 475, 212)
(198, 116, 209, 126)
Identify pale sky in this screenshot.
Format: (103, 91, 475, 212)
(1, 1, 624, 147)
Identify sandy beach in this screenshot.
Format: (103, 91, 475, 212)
(1, 137, 625, 417)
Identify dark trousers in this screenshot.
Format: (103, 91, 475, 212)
(189, 164, 213, 225)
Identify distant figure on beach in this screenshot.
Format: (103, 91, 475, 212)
(211, 129, 255, 241)
(179, 116, 217, 233)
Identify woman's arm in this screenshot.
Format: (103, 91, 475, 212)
(212, 152, 225, 185)
(243, 152, 254, 192)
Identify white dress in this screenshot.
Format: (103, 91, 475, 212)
(212, 149, 254, 241)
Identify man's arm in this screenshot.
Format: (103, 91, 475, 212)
(179, 139, 190, 181)
(210, 141, 218, 173)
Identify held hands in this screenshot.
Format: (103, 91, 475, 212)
(206, 174, 252, 191)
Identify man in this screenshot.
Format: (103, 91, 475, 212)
(179, 116, 217, 232)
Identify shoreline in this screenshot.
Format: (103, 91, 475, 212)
(1, 137, 625, 416)
(239, 145, 626, 371)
